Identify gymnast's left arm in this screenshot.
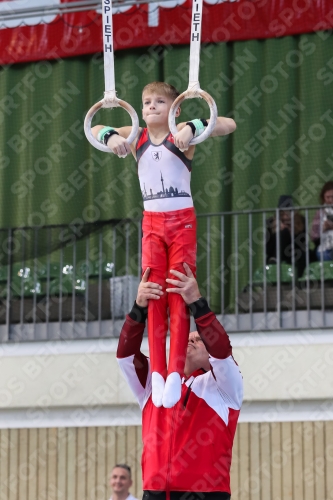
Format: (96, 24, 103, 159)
(175, 116, 236, 140)
(174, 116, 236, 152)
(208, 116, 237, 137)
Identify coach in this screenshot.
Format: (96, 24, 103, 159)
(116, 263, 243, 500)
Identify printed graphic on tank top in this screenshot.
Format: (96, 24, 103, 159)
(136, 128, 193, 212)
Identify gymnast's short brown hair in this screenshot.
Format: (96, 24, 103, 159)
(142, 82, 180, 102)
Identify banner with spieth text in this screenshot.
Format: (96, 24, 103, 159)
(1, 0, 333, 65)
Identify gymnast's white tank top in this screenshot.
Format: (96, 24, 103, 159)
(136, 128, 193, 212)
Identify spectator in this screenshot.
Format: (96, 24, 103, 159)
(266, 195, 308, 277)
(310, 180, 333, 261)
(109, 464, 138, 500)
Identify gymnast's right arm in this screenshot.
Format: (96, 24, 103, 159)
(91, 125, 139, 157)
(116, 268, 163, 408)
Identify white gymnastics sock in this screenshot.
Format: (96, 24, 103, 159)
(151, 372, 165, 408)
(162, 372, 182, 408)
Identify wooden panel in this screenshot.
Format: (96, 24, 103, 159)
(270, 423, 282, 500)
(0, 420, 331, 500)
(126, 426, 137, 493)
(67, 428, 76, 500)
(230, 426, 239, 498)
(57, 428, 67, 500)
(313, 421, 325, 500)
(37, 428, 48, 500)
(249, 422, 260, 500)
(48, 428, 58, 500)
(325, 421, 333, 500)
(18, 428, 29, 500)
(259, 422, 271, 500)
(281, 422, 292, 500)
(115, 426, 127, 463)
(302, 422, 315, 500)
(238, 422, 250, 500)
(27, 429, 38, 500)
(76, 428, 87, 500)
(86, 427, 97, 500)
(96, 427, 107, 500)
(135, 426, 143, 500)
(106, 427, 117, 485)
(8, 429, 19, 500)
(292, 421, 304, 500)
(0, 429, 10, 500)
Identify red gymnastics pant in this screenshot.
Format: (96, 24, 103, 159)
(142, 208, 197, 379)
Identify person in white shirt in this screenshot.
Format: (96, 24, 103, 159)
(109, 464, 138, 500)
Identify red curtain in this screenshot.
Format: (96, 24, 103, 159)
(1, 0, 333, 65)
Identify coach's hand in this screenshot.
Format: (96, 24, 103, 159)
(136, 268, 163, 308)
(166, 263, 201, 304)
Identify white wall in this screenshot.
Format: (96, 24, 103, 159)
(0, 329, 332, 427)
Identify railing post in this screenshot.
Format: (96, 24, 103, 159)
(125, 221, 130, 277)
(33, 228, 38, 335)
(249, 212, 253, 330)
(263, 212, 267, 329)
(206, 217, 211, 305)
(46, 228, 51, 338)
(98, 230, 103, 336)
(20, 230, 25, 328)
(72, 235, 77, 328)
(59, 245, 63, 334)
(290, 208, 296, 327)
(276, 208, 281, 329)
(319, 209, 325, 326)
(85, 236, 89, 329)
(5, 228, 12, 341)
(305, 209, 310, 321)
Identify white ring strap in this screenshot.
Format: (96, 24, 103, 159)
(168, 0, 217, 147)
(84, 0, 139, 154)
(189, 0, 203, 91)
(103, 0, 116, 102)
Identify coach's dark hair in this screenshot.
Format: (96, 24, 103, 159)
(113, 463, 132, 477)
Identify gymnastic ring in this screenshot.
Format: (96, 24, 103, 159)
(168, 88, 217, 145)
(84, 98, 139, 154)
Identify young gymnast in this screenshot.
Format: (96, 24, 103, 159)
(93, 82, 236, 408)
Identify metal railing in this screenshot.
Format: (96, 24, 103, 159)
(1, 205, 333, 341)
(0, 220, 141, 341)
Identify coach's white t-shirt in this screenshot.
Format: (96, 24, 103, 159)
(110, 494, 138, 500)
